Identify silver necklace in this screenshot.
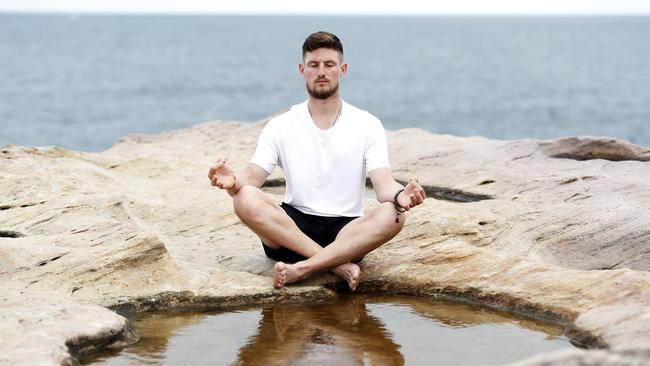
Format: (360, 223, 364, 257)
(309, 101, 342, 130)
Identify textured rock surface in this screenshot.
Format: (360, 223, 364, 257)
(509, 349, 650, 366)
(2, 118, 650, 365)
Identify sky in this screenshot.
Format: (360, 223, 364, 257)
(1, 0, 650, 15)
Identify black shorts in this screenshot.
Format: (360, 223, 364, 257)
(262, 202, 359, 263)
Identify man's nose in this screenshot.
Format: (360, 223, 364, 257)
(317, 64, 326, 75)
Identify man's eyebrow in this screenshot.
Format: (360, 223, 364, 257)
(306, 60, 338, 65)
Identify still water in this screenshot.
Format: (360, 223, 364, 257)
(83, 295, 574, 366)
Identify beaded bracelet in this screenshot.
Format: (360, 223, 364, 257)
(393, 188, 406, 223)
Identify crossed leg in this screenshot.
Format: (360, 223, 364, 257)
(273, 201, 406, 289)
(233, 185, 362, 290)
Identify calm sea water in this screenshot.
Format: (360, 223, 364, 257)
(1, 14, 649, 152)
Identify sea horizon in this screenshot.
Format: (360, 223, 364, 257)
(1, 14, 649, 151)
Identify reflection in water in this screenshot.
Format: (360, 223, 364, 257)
(237, 297, 404, 365)
(84, 295, 573, 366)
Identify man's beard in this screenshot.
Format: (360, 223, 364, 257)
(306, 80, 339, 100)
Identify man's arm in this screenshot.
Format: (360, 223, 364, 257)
(368, 168, 404, 203)
(368, 167, 425, 210)
(226, 163, 270, 196)
(208, 159, 270, 197)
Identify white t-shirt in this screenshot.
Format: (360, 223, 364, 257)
(250, 100, 389, 217)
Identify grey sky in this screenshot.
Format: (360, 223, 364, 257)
(2, 0, 650, 14)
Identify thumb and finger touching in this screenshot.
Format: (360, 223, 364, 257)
(213, 158, 234, 177)
(406, 177, 426, 206)
(208, 158, 234, 189)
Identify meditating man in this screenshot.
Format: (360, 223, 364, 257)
(208, 31, 425, 290)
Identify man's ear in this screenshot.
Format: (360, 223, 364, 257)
(299, 63, 305, 76)
(341, 63, 348, 76)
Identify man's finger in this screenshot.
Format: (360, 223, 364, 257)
(418, 190, 426, 202)
(406, 181, 416, 192)
(409, 178, 422, 192)
(411, 190, 423, 205)
(214, 158, 227, 169)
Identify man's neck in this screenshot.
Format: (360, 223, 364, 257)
(308, 96, 342, 130)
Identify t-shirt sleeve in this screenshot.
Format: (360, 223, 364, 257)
(364, 119, 390, 173)
(250, 122, 279, 174)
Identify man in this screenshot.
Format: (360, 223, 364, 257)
(208, 31, 425, 290)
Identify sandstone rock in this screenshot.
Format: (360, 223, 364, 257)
(2, 119, 650, 365)
(0, 300, 136, 366)
(508, 348, 650, 366)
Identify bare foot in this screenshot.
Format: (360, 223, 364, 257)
(274, 262, 287, 288)
(331, 262, 361, 291)
(273, 262, 304, 289)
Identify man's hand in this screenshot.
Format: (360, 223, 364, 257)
(397, 177, 426, 210)
(208, 158, 236, 190)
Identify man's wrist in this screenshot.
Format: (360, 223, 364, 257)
(392, 188, 406, 223)
(393, 188, 406, 211)
(226, 175, 239, 196)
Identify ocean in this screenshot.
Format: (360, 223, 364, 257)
(1, 14, 649, 152)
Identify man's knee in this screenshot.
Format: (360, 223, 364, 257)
(376, 202, 406, 238)
(232, 185, 266, 222)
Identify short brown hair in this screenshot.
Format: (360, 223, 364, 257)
(302, 31, 343, 60)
